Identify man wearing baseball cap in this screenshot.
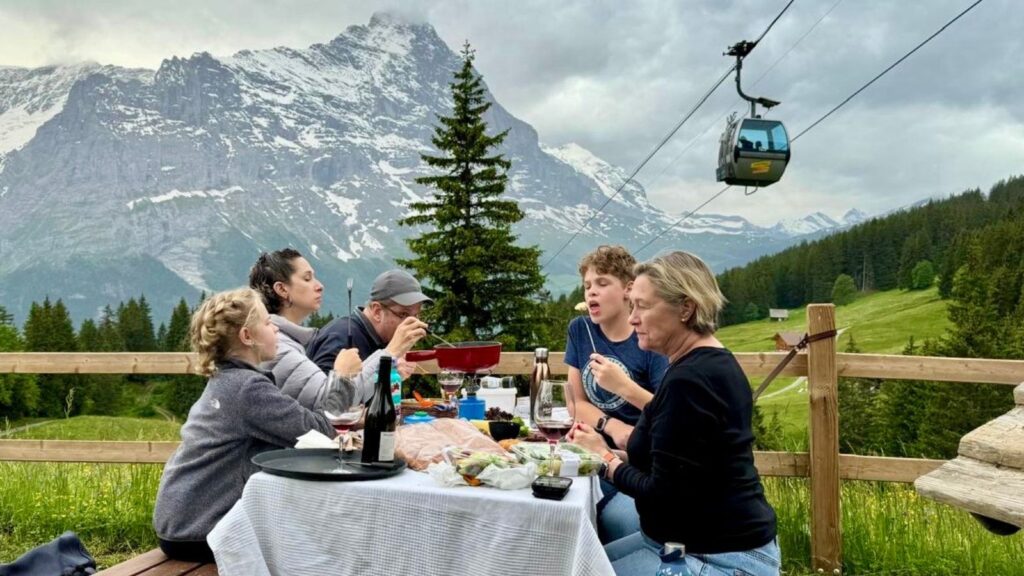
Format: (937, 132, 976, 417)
(307, 269, 431, 380)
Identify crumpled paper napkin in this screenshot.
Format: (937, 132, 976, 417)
(295, 430, 339, 449)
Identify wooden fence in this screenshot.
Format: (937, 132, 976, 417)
(2, 304, 1022, 573)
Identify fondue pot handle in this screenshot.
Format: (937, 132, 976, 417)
(405, 350, 437, 362)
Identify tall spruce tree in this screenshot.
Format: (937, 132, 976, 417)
(164, 297, 205, 419)
(78, 317, 126, 415)
(398, 43, 544, 348)
(164, 298, 192, 352)
(118, 296, 158, 352)
(0, 305, 13, 326)
(24, 298, 80, 416)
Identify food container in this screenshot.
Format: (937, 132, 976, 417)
(486, 421, 520, 441)
(510, 442, 601, 477)
(403, 411, 436, 425)
(476, 387, 516, 414)
(443, 447, 519, 486)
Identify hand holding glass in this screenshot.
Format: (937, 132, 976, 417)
(532, 380, 574, 475)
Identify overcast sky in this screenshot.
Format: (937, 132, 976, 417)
(1, 0, 1021, 226)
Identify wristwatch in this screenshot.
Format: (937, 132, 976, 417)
(595, 415, 609, 433)
(601, 451, 619, 479)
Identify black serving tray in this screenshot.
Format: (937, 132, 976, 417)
(252, 448, 406, 481)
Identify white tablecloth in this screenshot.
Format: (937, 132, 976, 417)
(208, 469, 614, 576)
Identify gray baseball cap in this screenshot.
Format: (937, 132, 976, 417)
(369, 269, 433, 306)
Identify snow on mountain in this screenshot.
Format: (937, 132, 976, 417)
(841, 208, 869, 226)
(0, 63, 150, 168)
(0, 13, 860, 322)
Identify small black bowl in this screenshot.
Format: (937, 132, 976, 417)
(488, 421, 520, 441)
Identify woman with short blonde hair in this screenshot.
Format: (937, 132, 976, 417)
(632, 250, 726, 335)
(571, 251, 780, 576)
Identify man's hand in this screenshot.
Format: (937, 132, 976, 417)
(387, 317, 428, 357)
(589, 353, 631, 396)
(332, 348, 362, 376)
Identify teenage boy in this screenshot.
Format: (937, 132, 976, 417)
(565, 245, 668, 544)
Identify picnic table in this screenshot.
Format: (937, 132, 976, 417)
(207, 468, 614, 576)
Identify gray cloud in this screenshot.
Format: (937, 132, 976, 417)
(0, 0, 1020, 225)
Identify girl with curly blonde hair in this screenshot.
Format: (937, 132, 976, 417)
(153, 288, 349, 562)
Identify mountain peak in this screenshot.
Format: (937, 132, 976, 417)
(368, 11, 429, 29)
(0, 13, 832, 323)
(841, 208, 868, 225)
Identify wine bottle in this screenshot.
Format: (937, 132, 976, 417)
(362, 355, 397, 464)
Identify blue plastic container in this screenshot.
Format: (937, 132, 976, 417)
(458, 396, 486, 420)
(403, 411, 436, 425)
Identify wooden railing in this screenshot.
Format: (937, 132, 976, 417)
(2, 303, 1023, 573)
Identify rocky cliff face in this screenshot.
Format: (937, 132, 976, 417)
(0, 14, 839, 322)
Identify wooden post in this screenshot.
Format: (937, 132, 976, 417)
(807, 304, 841, 573)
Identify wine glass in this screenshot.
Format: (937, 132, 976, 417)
(325, 405, 363, 452)
(437, 369, 464, 417)
(532, 380, 574, 475)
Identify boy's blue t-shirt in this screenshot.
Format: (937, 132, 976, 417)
(564, 316, 669, 425)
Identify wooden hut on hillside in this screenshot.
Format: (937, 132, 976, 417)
(774, 331, 804, 352)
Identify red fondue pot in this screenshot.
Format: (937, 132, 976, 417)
(405, 341, 502, 373)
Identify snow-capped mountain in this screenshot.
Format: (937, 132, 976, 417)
(0, 13, 859, 323)
(770, 208, 870, 237)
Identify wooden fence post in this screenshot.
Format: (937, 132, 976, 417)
(807, 304, 841, 573)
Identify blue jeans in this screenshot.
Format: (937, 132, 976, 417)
(604, 531, 781, 576)
(598, 478, 641, 544)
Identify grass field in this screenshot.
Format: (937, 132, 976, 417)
(3, 418, 1022, 574)
(2, 415, 182, 441)
(717, 287, 952, 448)
(3, 295, 1019, 574)
(0, 417, 177, 567)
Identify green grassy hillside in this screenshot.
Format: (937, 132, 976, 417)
(718, 286, 950, 354)
(717, 287, 951, 448)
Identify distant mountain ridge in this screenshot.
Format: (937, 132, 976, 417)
(0, 13, 864, 323)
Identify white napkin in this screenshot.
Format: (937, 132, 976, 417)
(295, 430, 339, 449)
(427, 461, 469, 487)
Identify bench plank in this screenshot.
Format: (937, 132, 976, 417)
(96, 548, 169, 575)
(97, 548, 216, 576)
(915, 456, 1024, 528)
(133, 559, 204, 575)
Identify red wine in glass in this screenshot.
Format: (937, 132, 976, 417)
(332, 421, 355, 435)
(536, 421, 572, 442)
(327, 408, 362, 439)
(532, 380, 575, 475)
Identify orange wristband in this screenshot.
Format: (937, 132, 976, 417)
(602, 451, 618, 464)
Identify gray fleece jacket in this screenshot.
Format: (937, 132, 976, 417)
(153, 358, 334, 542)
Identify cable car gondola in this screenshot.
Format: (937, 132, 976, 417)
(716, 40, 790, 188)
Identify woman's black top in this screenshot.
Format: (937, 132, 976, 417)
(612, 346, 777, 553)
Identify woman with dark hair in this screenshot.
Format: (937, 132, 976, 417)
(570, 251, 780, 576)
(248, 249, 370, 409)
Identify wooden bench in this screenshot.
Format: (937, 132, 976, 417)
(97, 548, 217, 575)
